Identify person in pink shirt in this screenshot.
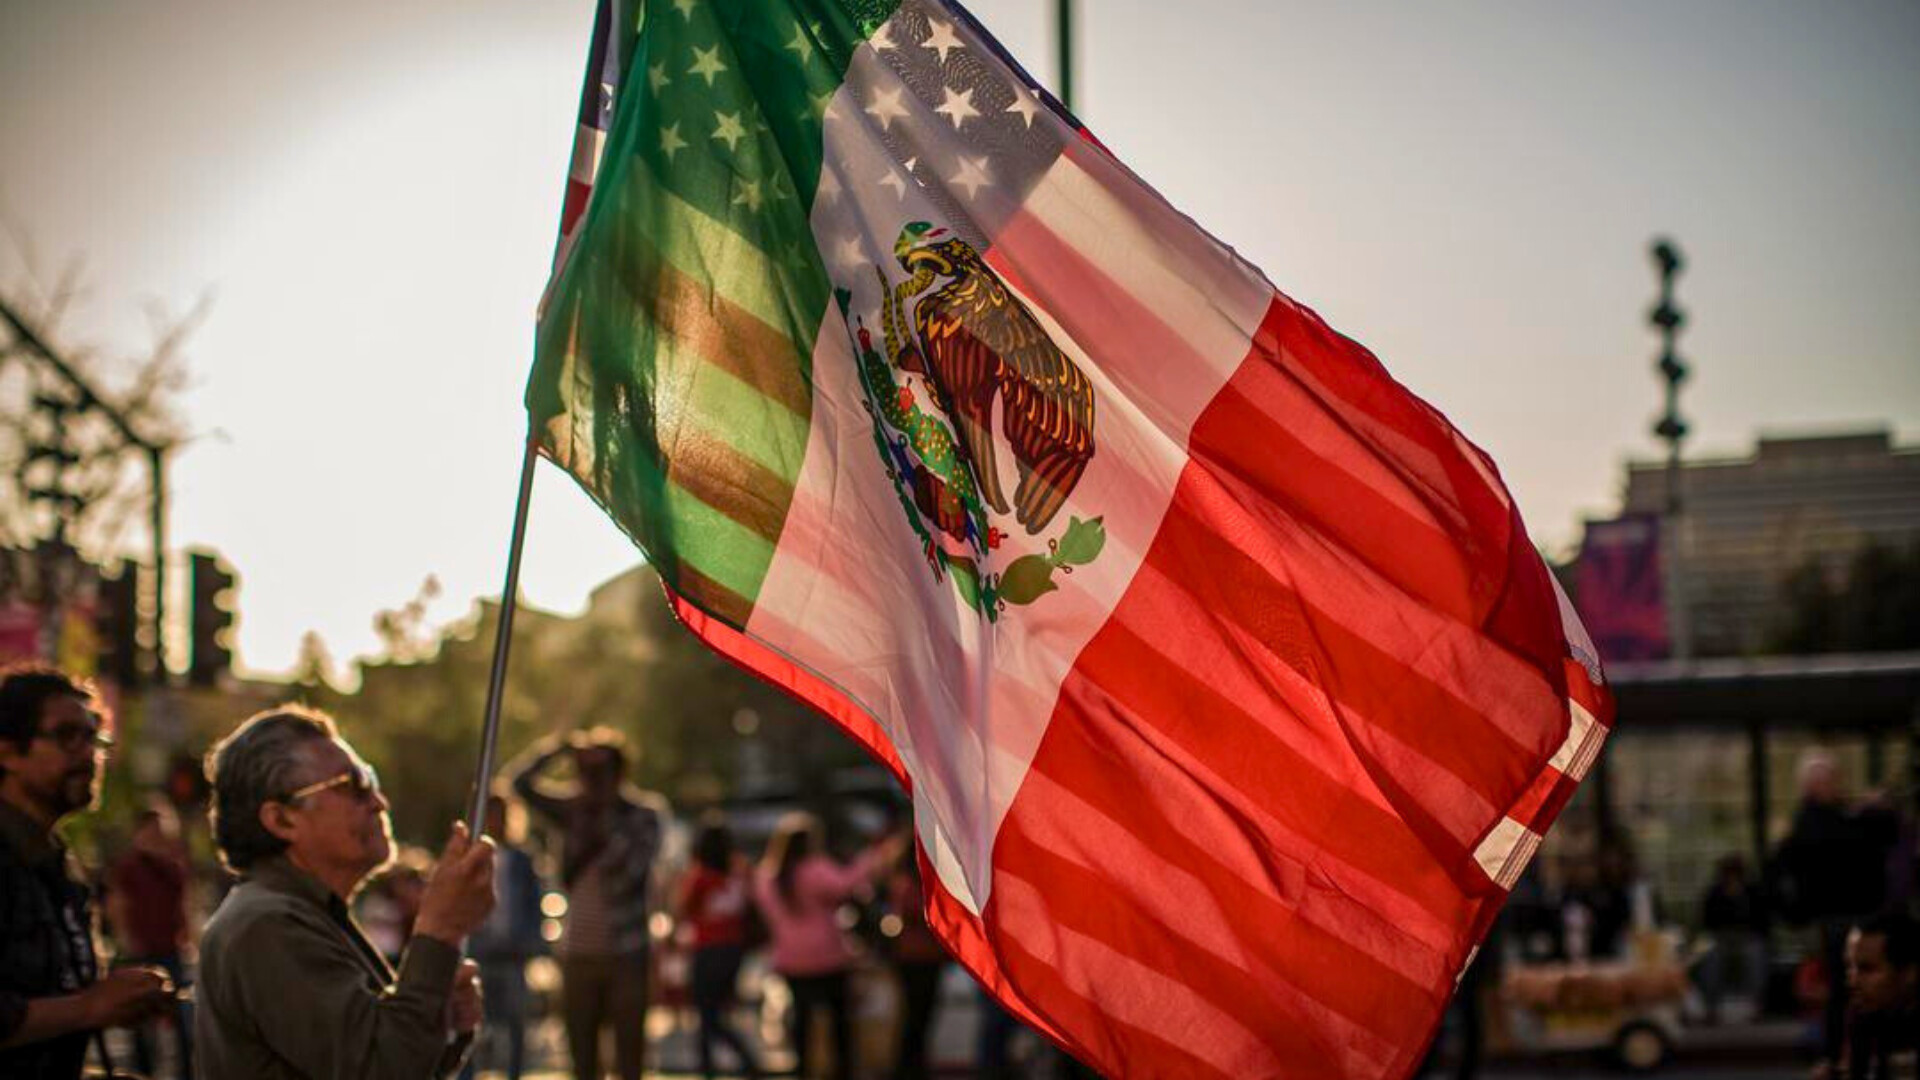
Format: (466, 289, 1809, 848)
(753, 812, 900, 1080)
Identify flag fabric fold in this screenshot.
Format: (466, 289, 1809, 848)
(529, 1, 1612, 1076)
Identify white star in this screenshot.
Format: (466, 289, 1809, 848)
(870, 22, 899, 52)
(732, 179, 763, 212)
(835, 235, 866, 271)
(934, 85, 978, 129)
(878, 167, 909, 200)
(816, 165, 843, 201)
(864, 85, 909, 132)
(1004, 82, 1040, 128)
(785, 24, 815, 63)
(921, 18, 964, 64)
(648, 63, 670, 93)
(689, 45, 727, 86)
(672, 0, 696, 20)
(712, 110, 747, 151)
(904, 156, 920, 174)
(948, 155, 992, 198)
(659, 122, 688, 162)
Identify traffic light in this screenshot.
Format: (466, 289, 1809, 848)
(95, 564, 142, 687)
(188, 551, 237, 686)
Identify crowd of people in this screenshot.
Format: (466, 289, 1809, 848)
(1487, 748, 1920, 1080)
(0, 665, 998, 1080)
(5, 661, 1916, 1080)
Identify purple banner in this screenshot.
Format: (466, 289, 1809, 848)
(1575, 514, 1670, 662)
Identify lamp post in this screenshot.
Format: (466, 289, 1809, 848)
(1649, 238, 1690, 660)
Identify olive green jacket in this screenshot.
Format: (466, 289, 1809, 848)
(194, 857, 470, 1080)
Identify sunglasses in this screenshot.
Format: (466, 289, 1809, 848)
(284, 761, 381, 804)
(38, 720, 114, 754)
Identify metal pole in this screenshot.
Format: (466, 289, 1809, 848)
(1748, 718, 1772, 931)
(1649, 239, 1691, 659)
(149, 445, 167, 684)
(467, 435, 540, 838)
(1056, 0, 1075, 113)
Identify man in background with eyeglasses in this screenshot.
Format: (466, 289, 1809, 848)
(0, 664, 176, 1080)
(195, 706, 496, 1080)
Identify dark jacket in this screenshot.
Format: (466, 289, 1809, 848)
(195, 856, 469, 1080)
(1774, 801, 1898, 923)
(0, 798, 97, 1080)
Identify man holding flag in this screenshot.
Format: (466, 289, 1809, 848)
(512, 1, 1611, 1075)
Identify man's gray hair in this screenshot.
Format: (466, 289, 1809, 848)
(205, 706, 338, 872)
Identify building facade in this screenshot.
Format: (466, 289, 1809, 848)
(1622, 429, 1920, 657)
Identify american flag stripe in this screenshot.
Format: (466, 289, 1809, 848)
(550, 0, 626, 272)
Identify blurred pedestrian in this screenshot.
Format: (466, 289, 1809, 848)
(1831, 909, 1918, 1080)
(754, 811, 898, 1080)
(107, 804, 195, 1078)
(881, 818, 947, 1080)
(463, 792, 545, 1080)
(195, 706, 494, 1080)
(1697, 853, 1765, 1025)
(0, 665, 174, 1080)
(1775, 751, 1900, 1072)
(674, 813, 760, 1080)
(511, 728, 670, 1080)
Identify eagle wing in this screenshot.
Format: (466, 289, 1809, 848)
(984, 291, 1096, 533)
(917, 296, 1011, 514)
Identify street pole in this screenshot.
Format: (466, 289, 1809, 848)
(1649, 238, 1690, 660)
(1056, 0, 1075, 112)
(1, 299, 173, 682)
(149, 445, 168, 682)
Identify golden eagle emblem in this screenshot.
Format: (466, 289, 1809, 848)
(878, 221, 1096, 535)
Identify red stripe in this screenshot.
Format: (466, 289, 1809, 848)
(981, 285, 1589, 1075)
(1003, 741, 1438, 1053)
(1201, 366, 1475, 617)
(1507, 763, 1563, 829)
(559, 177, 593, 238)
(1060, 602, 1464, 927)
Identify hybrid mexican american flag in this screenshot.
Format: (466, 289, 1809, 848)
(528, 1, 1612, 1076)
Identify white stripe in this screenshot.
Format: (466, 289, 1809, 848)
(1548, 698, 1603, 781)
(570, 123, 606, 185)
(1472, 816, 1540, 890)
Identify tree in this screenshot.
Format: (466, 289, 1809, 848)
(305, 566, 873, 849)
(0, 231, 197, 563)
(1771, 541, 1920, 653)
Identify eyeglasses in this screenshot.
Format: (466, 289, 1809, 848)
(38, 721, 114, 753)
(285, 762, 381, 804)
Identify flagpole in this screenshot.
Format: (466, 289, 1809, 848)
(467, 433, 539, 838)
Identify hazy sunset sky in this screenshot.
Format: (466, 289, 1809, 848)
(4, 0, 1916, 677)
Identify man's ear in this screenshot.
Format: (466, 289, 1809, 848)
(259, 799, 300, 843)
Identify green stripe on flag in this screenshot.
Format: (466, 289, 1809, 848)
(529, 0, 905, 623)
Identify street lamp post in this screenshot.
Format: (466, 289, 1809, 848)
(1649, 238, 1690, 661)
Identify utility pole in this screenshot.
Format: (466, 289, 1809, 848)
(0, 298, 172, 682)
(1056, 0, 1075, 112)
(1649, 238, 1690, 660)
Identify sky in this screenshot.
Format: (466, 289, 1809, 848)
(3, 0, 1916, 678)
